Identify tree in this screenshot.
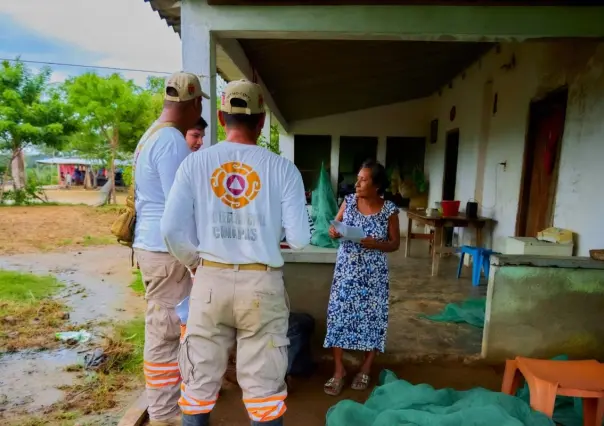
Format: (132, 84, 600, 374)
(63, 73, 157, 203)
(0, 59, 77, 194)
(146, 75, 165, 118)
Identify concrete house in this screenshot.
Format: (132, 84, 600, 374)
(145, 0, 604, 257)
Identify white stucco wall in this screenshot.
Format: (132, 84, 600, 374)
(425, 41, 604, 256)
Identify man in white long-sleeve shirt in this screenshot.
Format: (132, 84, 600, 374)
(133, 72, 207, 426)
(161, 80, 310, 426)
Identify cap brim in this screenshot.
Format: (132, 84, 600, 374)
(201, 90, 210, 99)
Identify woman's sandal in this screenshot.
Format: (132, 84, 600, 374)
(351, 372, 370, 391)
(324, 375, 346, 396)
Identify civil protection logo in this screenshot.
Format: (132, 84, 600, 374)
(211, 162, 261, 209)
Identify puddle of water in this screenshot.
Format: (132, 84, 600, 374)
(0, 246, 146, 416)
(0, 246, 144, 324)
(0, 349, 80, 412)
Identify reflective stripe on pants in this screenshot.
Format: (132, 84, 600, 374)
(244, 391, 288, 422)
(135, 249, 192, 421)
(179, 265, 289, 422)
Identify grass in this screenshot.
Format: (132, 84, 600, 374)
(9, 316, 147, 425)
(95, 204, 124, 213)
(0, 270, 70, 352)
(0, 201, 64, 208)
(81, 235, 115, 246)
(129, 270, 145, 295)
(108, 317, 145, 374)
(54, 317, 145, 417)
(55, 235, 114, 249)
(0, 270, 62, 301)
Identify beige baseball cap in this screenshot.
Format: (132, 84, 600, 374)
(220, 79, 265, 115)
(164, 72, 209, 102)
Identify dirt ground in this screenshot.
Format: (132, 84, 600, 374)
(43, 188, 127, 206)
(0, 204, 119, 255)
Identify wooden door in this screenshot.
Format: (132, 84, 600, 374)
(442, 130, 460, 246)
(442, 130, 460, 201)
(517, 89, 568, 237)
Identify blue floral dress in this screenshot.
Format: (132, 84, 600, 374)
(323, 194, 399, 353)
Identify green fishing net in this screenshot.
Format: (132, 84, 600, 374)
(326, 370, 555, 426)
(423, 297, 487, 328)
(310, 162, 339, 249)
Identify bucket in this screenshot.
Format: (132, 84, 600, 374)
(441, 200, 460, 216)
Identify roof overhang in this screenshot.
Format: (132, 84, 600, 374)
(145, 0, 604, 121)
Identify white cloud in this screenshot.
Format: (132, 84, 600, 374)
(50, 70, 69, 84)
(1, 0, 181, 73)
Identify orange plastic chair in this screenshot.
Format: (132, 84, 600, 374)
(501, 356, 604, 426)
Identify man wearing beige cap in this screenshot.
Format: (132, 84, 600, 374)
(133, 72, 208, 426)
(161, 80, 310, 426)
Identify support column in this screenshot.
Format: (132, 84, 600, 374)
(377, 136, 387, 165)
(279, 133, 294, 163)
(262, 109, 272, 145)
(182, 7, 218, 145)
(330, 135, 340, 195)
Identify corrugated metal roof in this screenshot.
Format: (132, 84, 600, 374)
(37, 158, 132, 166)
(145, 0, 181, 34)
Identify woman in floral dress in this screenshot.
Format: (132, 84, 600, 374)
(323, 159, 400, 396)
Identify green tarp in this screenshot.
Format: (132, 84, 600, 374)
(326, 370, 555, 426)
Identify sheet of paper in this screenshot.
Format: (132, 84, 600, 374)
(330, 220, 365, 243)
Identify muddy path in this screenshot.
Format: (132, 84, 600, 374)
(0, 246, 144, 418)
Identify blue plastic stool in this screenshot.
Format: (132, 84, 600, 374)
(456, 246, 495, 286)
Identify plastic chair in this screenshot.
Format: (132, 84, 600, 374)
(456, 246, 495, 286)
(502, 357, 604, 425)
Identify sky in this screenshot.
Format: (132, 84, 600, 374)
(0, 0, 182, 87)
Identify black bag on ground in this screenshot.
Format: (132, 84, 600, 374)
(287, 312, 316, 378)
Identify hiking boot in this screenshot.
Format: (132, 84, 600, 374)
(182, 413, 210, 426)
(149, 415, 182, 426)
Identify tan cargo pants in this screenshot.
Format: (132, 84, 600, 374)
(179, 264, 290, 423)
(135, 249, 192, 421)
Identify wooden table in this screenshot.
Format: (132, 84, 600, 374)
(404, 208, 489, 276)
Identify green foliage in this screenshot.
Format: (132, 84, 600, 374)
(412, 167, 429, 194)
(146, 76, 165, 121)
(0, 59, 78, 152)
(26, 165, 58, 186)
(122, 165, 133, 187)
(1, 174, 47, 205)
(62, 73, 157, 154)
(258, 124, 281, 155)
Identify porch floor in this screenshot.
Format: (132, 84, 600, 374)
(141, 243, 496, 426)
(384, 240, 486, 362)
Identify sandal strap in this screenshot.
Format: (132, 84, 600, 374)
(325, 376, 345, 388)
(354, 373, 370, 384)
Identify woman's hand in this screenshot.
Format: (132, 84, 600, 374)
(360, 237, 380, 250)
(329, 225, 341, 239)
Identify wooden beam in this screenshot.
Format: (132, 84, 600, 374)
(117, 392, 148, 426)
(189, 2, 604, 41)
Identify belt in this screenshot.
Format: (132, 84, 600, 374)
(200, 259, 279, 271)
